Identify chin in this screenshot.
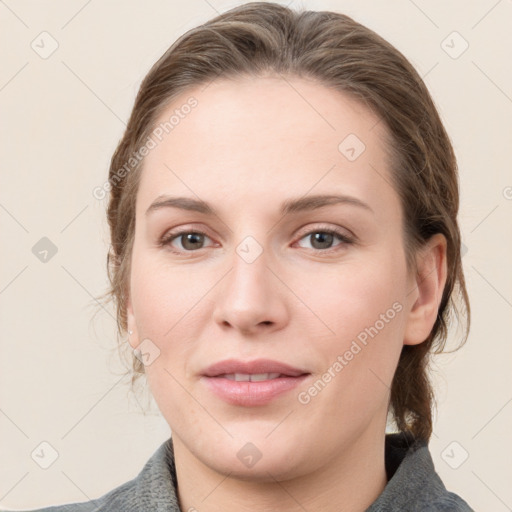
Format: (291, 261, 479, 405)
(194, 432, 313, 482)
(208, 449, 305, 482)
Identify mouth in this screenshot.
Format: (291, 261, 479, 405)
(201, 359, 310, 406)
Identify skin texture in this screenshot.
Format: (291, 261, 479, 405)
(126, 76, 447, 512)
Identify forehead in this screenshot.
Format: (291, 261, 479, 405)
(137, 76, 395, 215)
(150, 75, 385, 150)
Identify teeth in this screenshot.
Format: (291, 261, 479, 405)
(223, 373, 282, 381)
(250, 372, 281, 381)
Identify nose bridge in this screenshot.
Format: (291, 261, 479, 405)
(212, 233, 287, 333)
(226, 239, 272, 309)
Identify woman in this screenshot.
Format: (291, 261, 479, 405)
(15, 2, 474, 510)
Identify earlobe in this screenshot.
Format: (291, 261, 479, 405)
(403, 234, 448, 346)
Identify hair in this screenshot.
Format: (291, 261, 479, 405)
(104, 1, 470, 441)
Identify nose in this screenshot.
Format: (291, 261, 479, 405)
(212, 247, 289, 336)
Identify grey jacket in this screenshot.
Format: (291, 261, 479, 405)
(8, 433, 474, 511)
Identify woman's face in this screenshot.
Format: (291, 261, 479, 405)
(127, 76, 418, 479)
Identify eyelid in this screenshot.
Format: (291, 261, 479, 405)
(294, 222, 355, 241)
(159, 222, 356, 253)
(159, 226, 215, 248)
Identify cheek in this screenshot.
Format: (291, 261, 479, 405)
(130, 232, 408, 400)
(309, 255, 406, 340)
(129, 249, 201, 386)
(131, 237, 408, 363)
(300, 252, 407, 398)
(131, 249, 209, 337)
(130, 254, 209, 426)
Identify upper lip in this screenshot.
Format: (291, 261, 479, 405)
(202, 358, 309, 377)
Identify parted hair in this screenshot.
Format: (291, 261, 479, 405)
(104, 2, 470, 441)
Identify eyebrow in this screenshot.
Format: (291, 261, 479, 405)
(145, 193, 374, 217)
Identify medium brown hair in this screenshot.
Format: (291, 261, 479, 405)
(104, 2, 470, 441)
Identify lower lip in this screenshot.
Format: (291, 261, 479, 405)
(201, 375, 309, 406)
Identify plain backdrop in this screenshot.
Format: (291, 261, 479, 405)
(1, 0, 511, 510)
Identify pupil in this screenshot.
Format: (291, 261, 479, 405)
(183, 233, 203, 250)
(312, 232, 333, 249)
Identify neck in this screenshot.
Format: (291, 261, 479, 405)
(173, 427, 388, 512)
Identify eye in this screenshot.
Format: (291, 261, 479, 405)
(160, 230, 214, 252)
(296, 228, 353, 252)
(159, 226, 354, 254)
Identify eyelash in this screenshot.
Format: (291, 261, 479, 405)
(159, 225, 355, 256)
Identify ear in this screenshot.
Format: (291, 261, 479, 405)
(403, 233, 448, 346)
(126, 293, 140, 350)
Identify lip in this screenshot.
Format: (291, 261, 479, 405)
(201, 358, 310, 406)
(202, 358, 308, 378)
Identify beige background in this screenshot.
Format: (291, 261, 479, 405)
(1, 0, 511, 510)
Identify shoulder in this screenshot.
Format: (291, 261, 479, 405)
(420, 493, 475, 511)
(1, 438, 180, 512)
(1, 478, 140, 512)
(367, 432, 475, 511)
